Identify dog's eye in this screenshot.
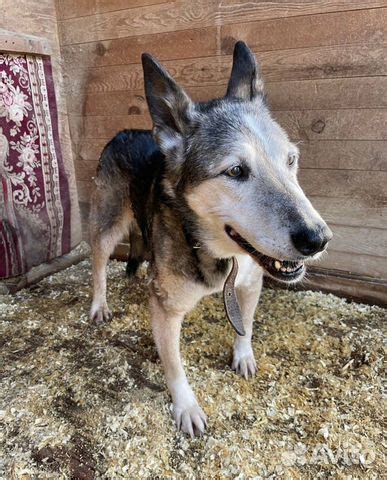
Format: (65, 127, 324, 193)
(226, 165, 243, 177)
(288, 154, 297, 167)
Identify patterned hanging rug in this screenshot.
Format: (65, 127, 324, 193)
(0, 53, 72, 279)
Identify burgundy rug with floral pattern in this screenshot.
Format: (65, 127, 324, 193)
(0, 53, 72, 278)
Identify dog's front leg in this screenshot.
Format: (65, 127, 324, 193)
(232, 269, 263, 379)
(150, 294, 207, 437)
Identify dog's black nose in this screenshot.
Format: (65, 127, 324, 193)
(291, 225, 332, 256)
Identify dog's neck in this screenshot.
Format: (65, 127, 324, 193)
(154, 189, 230, 288)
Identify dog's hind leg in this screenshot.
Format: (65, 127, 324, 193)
(232, 266, 263, 378)
(89, 184, 132, 324)
(126, 226, 144, 277)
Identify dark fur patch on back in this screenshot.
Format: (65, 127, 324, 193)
(99, 129, 165, 247)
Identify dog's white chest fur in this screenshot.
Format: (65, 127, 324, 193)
(235, 254, 263, 288)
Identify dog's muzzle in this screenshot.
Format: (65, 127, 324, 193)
(225, 225, 306, 283)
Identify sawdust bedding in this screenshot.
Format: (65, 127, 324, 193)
(0, 259, 385, 479)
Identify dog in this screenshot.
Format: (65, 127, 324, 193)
(89, 41, 332, 437)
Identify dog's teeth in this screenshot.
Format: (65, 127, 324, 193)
(280, 267, 287, 272)
(274, 260, 281, 270)
(286, 267, 293, 272)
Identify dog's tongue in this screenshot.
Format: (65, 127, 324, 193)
(223, 257, 246, 336)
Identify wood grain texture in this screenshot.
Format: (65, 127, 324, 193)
(221, 7, 387, 53)
(299, 169, 387, 200)
(57, 0, 167, 21)
(315, 250, 387, 279)
(61, 26, 218, 68)
(329, 225, 387, 258)
(217, 0, 387, 26)
(61, 7, 387, 67)
(59, 0, 387, 45)
(299, 141, 387, 171)
(309, 197, 387, 229)
(0, 29, 52, 55)
(268, 77, 387, 110)
(66, 76, 387, 118)
(67, 109, 387, 142)
(0, 0, 58, 40)
(276, 109, 387, 141)
(65, 44, 386, 95)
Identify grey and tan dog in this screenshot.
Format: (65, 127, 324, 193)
(89, 41, 332, 436)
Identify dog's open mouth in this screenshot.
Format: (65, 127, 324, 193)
(225, 225, 305, 282)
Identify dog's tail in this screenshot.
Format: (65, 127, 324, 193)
(126, 227, 145, 277)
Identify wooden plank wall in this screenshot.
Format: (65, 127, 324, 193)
(0, 0, 81, 243)
(56, 0, 387, 298)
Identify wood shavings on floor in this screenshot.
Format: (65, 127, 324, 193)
(0, 259, 385, 479)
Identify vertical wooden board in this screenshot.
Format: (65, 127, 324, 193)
(221, 8, 387, 53)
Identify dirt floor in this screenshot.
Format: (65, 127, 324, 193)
(0, 259, 385, 479)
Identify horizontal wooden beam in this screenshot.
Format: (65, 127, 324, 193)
(0, 242, 89, 294)
(0, 28, 52, 55)
(266, 267, 387, 307)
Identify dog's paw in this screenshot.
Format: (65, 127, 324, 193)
(174, 403, 207, 437)
(232, 346, 257, 379)
(90, 303, 112, 324)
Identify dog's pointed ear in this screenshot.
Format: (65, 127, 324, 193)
(226, 41, 264, 101)
(142, 53, 193, 153)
